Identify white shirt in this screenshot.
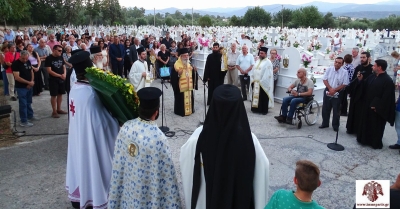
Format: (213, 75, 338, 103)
(322, 66, 349, 89)
(236, 53, 255, 75)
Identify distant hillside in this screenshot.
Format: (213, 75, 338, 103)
(144, 1, 400, 19)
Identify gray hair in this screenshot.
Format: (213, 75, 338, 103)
(299, 68, 307, 76)
(352, 47, 359, 52)
(90, 52, 101, 60)
(20, 50, 29, 57)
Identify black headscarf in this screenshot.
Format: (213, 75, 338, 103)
(191, 84, 256, 209)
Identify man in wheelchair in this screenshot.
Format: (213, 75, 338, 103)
(274, 68, 314, 124)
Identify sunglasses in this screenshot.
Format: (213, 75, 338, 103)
(57, 49, 62, 52)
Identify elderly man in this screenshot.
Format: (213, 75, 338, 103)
(351, 47, 361, 67)
(319, 57, 348, 132)
(47, 34, 60, 51)
(236, 45, 254, 101)
(171, 48, 197, 116)
(4, 29, 14, 42)
(227, 43, 239, 86)
(274, 68, 314, 124)
(34, 38, 50, 90)
(67, 36, 78, 50)
(250, 47, 274, 115)
(129, 37, 141, 65)
(90, 46, 103, 69)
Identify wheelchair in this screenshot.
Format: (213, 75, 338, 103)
(280, 92, 321, 129)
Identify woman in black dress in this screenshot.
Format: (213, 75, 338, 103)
(123, 39, 132, 78)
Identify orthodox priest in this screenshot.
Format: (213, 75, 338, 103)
(180, 84, 269, 209)
(128, 47, 150, 92)
(108, 87, 181, 208)
(250, 47, 274, 114)
(346, 52, 373, 134)
(66, 50, 119, 209)
(171, 48, 197, 116)
(203, 43, 223, 105)
(354, 59, 395, 149)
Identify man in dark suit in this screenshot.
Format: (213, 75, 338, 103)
(140, 34, 148, 47)
(129, 37, 142, 66)
(108, 35, 125, 76)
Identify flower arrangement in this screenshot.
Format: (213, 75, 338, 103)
(198, 38, 210, 47)
(274, 40, 278, 46)
(311, 74, 316, 84)
(263, 35, 268, 40)
(357, 43, 363, 48)
(293, 41, 300, 48)
(315, 42, 322, 50)
(276, 54, 281, 61)
(279, 36, 285, 41)
(302, 54, 312, 68)
(326, 47, 331, 54)
(307, 45, 313, 52)
(329, 52, 336, 60)
(85, 67, 139, 123)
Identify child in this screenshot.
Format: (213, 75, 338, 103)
(265, 160, 324, 209)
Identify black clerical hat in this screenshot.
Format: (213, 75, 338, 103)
(259, 47, 268, 53)
(179, 48, 189, 55)
(89, 46, 101, 54)
(71, 49, 83, 55)
(137, 87, 162, 109)
(69, 51, 92, 74)
(137, 47, 145, 54)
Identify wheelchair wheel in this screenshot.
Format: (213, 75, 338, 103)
(305, 100, 320, 125)
(297, 119, 302, 129)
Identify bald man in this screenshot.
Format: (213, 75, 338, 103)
(274, 68, 314, 124)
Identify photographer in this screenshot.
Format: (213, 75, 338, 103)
(346, 52, 373, 134)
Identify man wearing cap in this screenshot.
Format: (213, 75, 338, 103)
(250, 47, 274, 115)
(171, 48, 197, 116)
(180, 84, 269, 209)
(108, 87, 181, 208)
(128, 47, 148, 92)
(66, 50, 120, 209)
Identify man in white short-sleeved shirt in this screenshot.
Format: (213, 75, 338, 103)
(236, 45, 255, 100)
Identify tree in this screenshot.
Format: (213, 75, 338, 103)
(291, 6, 323, 28)
(272, 8, 293, 27)
(84, 0, 101, 25)
(229, 15, 241, 26)
(165, 16, 174, 26)
(136, 18, 147, 26)
(198, 16, 212, 27)
(242, 6, 271, 27)
(102, 0, 122, 25)
(321, 12, 336, 28)
(0, 0, 31, 27)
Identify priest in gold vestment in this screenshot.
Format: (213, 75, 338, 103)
(171, 48, 198, 116)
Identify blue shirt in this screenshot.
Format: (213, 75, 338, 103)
(4, 34, 14, 41)
(236, 53, 255, 75)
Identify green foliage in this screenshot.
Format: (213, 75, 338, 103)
(229, 15, 242, 26)
(272, 8, 293, 27)
(321, 12, 336, 28)
(242, 6, 271, 27)
(291, 6, 323, 28)
(198, 16, 212, 27)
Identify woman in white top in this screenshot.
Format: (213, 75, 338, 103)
(99, 40, 109, 71)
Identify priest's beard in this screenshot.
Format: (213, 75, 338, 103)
(212, 50, 219, 54)
(182, 58, 188, 66)
(95, 61, 103, 69)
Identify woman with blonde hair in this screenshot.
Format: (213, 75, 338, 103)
(26, 44, 43, 96)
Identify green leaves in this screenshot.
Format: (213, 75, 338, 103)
(242, 6, 271, 27)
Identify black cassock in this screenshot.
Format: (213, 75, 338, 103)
(250, 83, 269, 115)
(203, 52, 223, 105)
(346, 64, 373, 134)
(170, 65, 198, 117)
(353, 72, 395, 149)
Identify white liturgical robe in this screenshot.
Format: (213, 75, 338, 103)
(129, 59, 148, 91)
(250, 58, 274, 108)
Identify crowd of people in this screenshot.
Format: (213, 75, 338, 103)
(1, 27, 400, 208)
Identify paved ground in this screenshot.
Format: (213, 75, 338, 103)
(0, 78, 398, 209)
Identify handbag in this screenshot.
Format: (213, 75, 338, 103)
(160, 65, 170, 77)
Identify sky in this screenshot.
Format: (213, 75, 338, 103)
(119, 0, 387, 10)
